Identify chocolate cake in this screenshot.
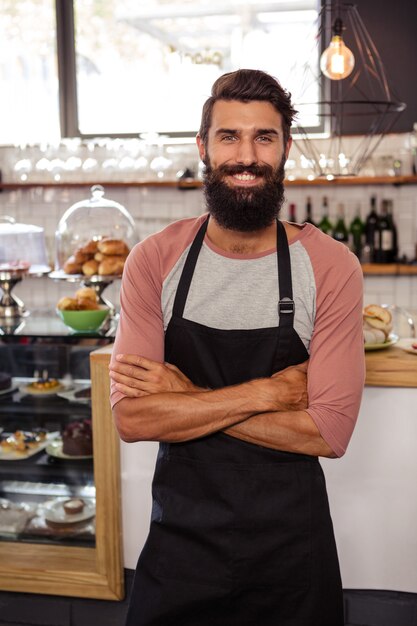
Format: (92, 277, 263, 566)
(62, 419, 93, 457)
(0, 373, 11, 391)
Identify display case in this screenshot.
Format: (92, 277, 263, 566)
(0, 312, 123, 600)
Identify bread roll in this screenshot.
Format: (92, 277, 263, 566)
(57, 296, 78, 311)
(82, 259, 99, 277)
(98, 257, 126, 276)
(80, 239, 99, 255)
(94, 252, 105, 262)
(363, 304, 392, 325)
(363, 304, 392, 339)
(63, 256, 83, 275)
(97, 238, 130, 256)
(77, 298, 100, 311)
(75, 287, 97, 303)
(73, 248, 92, 264)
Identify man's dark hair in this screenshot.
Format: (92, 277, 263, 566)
(198, 69, 297, 148)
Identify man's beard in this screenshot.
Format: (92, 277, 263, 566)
(202, 156, 286, 232)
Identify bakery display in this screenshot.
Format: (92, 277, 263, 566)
(62, 419, 93, 457)
(54, 186, 138, 280)
(363, 304, 394, 346)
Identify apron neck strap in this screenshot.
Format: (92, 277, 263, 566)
(172, 216, 209, 317)
(276, 219, 295, 326)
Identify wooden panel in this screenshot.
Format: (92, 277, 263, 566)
(0, 544, 118, 599)
(365, 346, 417, 387)
(90, 347, 124, 599)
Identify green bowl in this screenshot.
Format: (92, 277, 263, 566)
(57, 306, 110, 331)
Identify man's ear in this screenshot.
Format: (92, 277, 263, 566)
(196, 134, 207, 164)
(285, 136, 293, 160)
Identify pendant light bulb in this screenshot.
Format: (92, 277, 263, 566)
(320, 18, 355, 80)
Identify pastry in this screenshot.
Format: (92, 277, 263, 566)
(63, 256, 83, 274)
(81, 259, 99, 277)
(80, 239, 99, 255)
(57, 296, 79, 311)
(57, 288, 100, 311)
(97, 238, 130, 256)
(27, 378, 61, 392)
(73, 248, 92, 264)
(98, 257, 126, 276)
(62, 419, 93, 457)
(63, 498, 85, 515)
(363, 304, 393, 344)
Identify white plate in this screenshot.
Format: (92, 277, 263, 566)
(395, 338, 417, 355)
(364, 334, 399, 351)
(19, 382, 71, 396)
(0, 431, 60, 461)
(46, 439, 93, 460)
(56, 385, 91, 404)
(42, 497, 95, 524)
(0, 383, 18, 396)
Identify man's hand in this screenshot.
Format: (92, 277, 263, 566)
(109, 354, 202, 397)
(253, 361, 309, 412)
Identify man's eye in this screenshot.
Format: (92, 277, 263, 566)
(257, 135, 272, 143)
(221, 135, 237, 142)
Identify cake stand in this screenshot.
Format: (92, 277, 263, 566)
(0, 264, 50, 321)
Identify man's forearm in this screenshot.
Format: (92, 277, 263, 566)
(223, 410, 336, 458)
(113, 379, 270, 443)
(112, 366, 308, 444)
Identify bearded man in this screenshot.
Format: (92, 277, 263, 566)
(110, 69, 365, 626)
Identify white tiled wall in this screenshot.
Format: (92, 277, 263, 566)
(1, 182, 417, 317)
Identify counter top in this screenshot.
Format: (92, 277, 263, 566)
(365, 345, 417, 387)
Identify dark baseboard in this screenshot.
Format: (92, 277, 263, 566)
(344, 589, 417, 626)
(0, 575, 416, 625)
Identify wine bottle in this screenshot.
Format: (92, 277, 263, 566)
(318, 196, 333, 235)
(332, 204, 349, 245)
(304, 196, 316, 225)
(288, 203, 297, 223)
(374, 199, 394, 263)
(387, 199, 398, 262)
(364, 195, 378, 261)
(349, 205, 365, 260)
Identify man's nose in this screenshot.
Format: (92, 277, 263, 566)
(236, 139, 257, 166)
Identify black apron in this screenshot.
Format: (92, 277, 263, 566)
(126, 218, 343, 626)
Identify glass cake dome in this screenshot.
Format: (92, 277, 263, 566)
(55, 185, 138, 276)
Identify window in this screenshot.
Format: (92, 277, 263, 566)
(0, 0, 60, 145)
(0, 0, 320, 144)
(73, 0, 320, 137)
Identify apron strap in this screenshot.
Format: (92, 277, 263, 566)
(172, 216, 209, 317)
(275, 219, 295, 370)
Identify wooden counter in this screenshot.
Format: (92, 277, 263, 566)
(365, 345, 417, 387)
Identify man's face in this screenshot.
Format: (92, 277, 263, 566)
(197, 100, 292, 232)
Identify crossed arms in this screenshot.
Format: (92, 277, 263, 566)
(110, 355, 336, 458)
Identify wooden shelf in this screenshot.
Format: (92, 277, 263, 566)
(1, 175, 417, 190)
(362, 263, 417, 276)
(365, 346, 417, 388)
